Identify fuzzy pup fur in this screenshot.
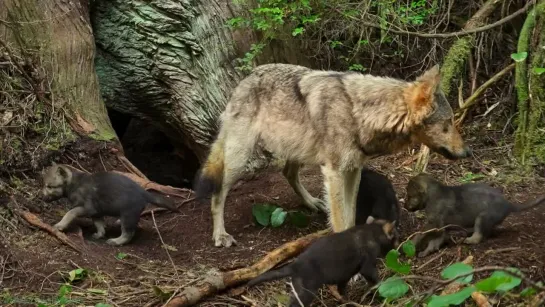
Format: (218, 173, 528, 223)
(406, 173, 545, 257)
(195, 63, 471, 247)
(42, 164, 179, 246)
(246, 217, 398, 306)
(356, 168, 400, 226)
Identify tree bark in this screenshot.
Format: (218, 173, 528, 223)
(0, 0, 116, 173)
(514, 1, 545, 167)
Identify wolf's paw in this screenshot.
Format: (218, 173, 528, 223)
(106, 238, 125, 246)
(92, 231, 105, 240)
(53, 223, 66, 232)
(213, 232, 237, 248)
(463, 236, 482, 245)
(305, 198, 328, 213)
(418, 250, 432, 258)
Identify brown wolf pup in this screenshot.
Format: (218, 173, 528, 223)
(406, 173, 545, 257)
(246, 216, 398, 307)
(195, 63, 471, 247)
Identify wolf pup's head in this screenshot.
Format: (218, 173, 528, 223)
(404, 65, 471, 160)
(405, 173, 437, 211)
(366, 216, 399, 253)
(41, 164, 73, 202)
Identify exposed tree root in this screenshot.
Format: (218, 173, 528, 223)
(10, 197, 84, 254)
(113, 171, 190, 199)
(165, 229, 330, 307)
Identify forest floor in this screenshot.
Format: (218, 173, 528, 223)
(1, 129, 545, 307)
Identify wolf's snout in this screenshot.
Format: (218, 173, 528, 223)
(462, 146, 472, 158)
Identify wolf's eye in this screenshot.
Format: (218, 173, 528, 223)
(442, 120, 450, 133)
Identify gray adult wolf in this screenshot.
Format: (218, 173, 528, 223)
(195, 63, 471, 247)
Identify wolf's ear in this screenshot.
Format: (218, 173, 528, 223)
(57, 166, 69, 179)
(382, 222, 395, 239)
(405, 65, 441, 123)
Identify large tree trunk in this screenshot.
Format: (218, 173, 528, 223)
(514, 1, 545, 167)
(0, 0, 116, 174)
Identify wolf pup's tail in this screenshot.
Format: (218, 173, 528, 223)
(517, 194, 545, 212)
(145, 192, 179, 212)
(246, 264, 293, 287)
(194, 137, 225, 200)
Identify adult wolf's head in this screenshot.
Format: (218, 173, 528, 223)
(404, 65, 471, 160)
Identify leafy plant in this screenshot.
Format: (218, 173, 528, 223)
(460, 171, 486, 183)
(252, 203, 310, 228)
(115, 252, 128, 260)
(511, 52, 528, 62)
(532, 67, 545, 75)
(378, 276, 409, 301)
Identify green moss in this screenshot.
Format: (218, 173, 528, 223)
(440, 36, 474, 97)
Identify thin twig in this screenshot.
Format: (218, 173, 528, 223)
(150, 211, 179, 280)
(338, 1, 534, 39)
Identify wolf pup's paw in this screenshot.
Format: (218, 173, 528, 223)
(92, 231, 105, 240)
(106, 238, 125, 246)
(348, 273, 363, 285)
(213, 233, 237, 248)
(463, 236, 482, 245)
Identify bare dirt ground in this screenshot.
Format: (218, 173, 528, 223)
(1, 133, 545, 306)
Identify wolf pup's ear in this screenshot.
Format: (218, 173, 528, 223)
(57, 166, 69, 179)
(404, 65, 441, 124)
(366, 216, 375, 224)
(382, 222, 396, 239)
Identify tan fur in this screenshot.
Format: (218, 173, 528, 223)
(196, 63, 470, 247)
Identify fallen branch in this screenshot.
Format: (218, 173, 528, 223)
(117, 154, 149, 181)
(141, 197, 195, 216)
(456, 63, 516, 124)
(10, 197, 83, 254)
(113, 171, 190, 199)
(165, 229, 331, 307)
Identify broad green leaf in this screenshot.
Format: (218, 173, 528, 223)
(475, 269, 522, 292)
(427, 286, 475, 307)
(68, 268, 86, 282)
(511, 52, 528, 62)
(88, 288, 108, 295)
(58, 284, 72, 297)
(520, 287, 537, 297)
(402, 241, 416, 258)
(252, 203, 277, 227)
(288, 211, 310, 228)
(385, 250, 411, 275)
(378, 277, 409, 301)
(292, 27, 304, 36)
(115, 252, 128, 260)
(532, 67, 545, 75)
(271, 208, 288, 227)
(441, 262, 473, 284)
(95, 304, 113, 307)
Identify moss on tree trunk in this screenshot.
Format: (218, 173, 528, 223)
(0, 0, 116, 173)
(514, 1, 545, 166)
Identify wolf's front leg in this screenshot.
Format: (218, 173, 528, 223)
(343, 168, 362, 229)
(53, 207, 88, 231)
(321, 165, 347, 232)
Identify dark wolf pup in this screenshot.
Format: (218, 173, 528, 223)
(42, 164, 179, 246)
(246, 216, 398, 307)
(195, 63, 471, 247)
(406, 173, 545, 257)
(356, 168, 400, 226)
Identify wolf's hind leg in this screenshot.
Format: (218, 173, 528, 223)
(283, 161, 327, 212)
(92, 218, 106, 239)
(212, 126, 257, 248)
(106, 214, 137, 246)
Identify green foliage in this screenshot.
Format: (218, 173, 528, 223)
(401, 241, 416, 258)
(475, 269, 522, 292)
(115, 252, 128, 260)
(227, 0, 440, 72)
(459, 171, 486, 183)
(427, 286, 475, 307)
(385, 249, 411, 275)
(532, 67, 545, 75)
(511, 52, 528, 62)
(252, 203, 310, 228)
(67, 268, 87, 283)
(441, 263, 473, 284)
(378, 277, 410, 301)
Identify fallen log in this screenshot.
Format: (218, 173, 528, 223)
(165, 229, 330, 307)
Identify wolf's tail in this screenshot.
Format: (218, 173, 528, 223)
(194, 136, 225, 200)
(516, 194, 545, 212)
(145, 192, 179, 212)
(246, 264, 293, 287)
